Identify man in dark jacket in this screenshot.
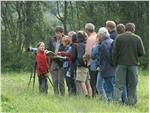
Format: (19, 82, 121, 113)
(48, 26, 65, 95)
(112, 23, 145, 105)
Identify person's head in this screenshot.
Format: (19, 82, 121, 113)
(97, 27, 110, 39)
(96, 34, 102, 43)
(68, 31, 76, 44)
(55, 26, 64, 40)
(85, 23, 95, 35)
(106, 20, 116, 32)
(37, 42, 45, 52)
(72, 34, 77, 43)
(62, 36, 71, 47)
(68, 31, 76, 38)
(116, 24, 125, 34)
(77, 31, 88, 43)
(125, 23, 135, 32)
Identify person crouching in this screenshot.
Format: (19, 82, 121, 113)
(36, 42, 49, 94)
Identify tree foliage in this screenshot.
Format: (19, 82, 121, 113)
(1, 1, 148, 72)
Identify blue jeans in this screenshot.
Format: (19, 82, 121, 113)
(96, 72, 115, 101)
(103, 76, 115, 101)
(96, 72, 107, 98)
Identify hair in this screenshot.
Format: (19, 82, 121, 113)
(68, 31, 76, 37)
(77, 31, 88, 42)
(85, 23, 95, 32)
(62, 36, 71, 44)
(72, 34, 77, 43)
(125, 23, 135, 32)
(106, 20, 116, 30)
(97, 27, 110, 38)
(55, 26, 64, 33)
(36, 42, 44, 48)
(116, 24, 125, 34)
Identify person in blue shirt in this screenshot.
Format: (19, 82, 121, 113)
(97, 27, 115, 101)
(57, 36, 75, 95)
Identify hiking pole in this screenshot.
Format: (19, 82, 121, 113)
(47, 76, 54, 88)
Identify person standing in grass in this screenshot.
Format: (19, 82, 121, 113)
(97, 27, 115, 101)
(115, 23, 128, 104)
(113, 23, 145, 105)
(57, 36, 76, 95)
(36, 42, 49, 94)
(76, 31, 92, 97)
(48, 26, 65, 95)
(90, 34, 102, 97)
(84, 23, 97, 97)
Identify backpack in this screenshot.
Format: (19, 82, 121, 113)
(77, 42, 86, 67)
(71, 43, 78, 64)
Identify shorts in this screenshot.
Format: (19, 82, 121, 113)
(76, 67, 90, 82)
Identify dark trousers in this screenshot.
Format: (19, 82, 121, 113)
(66, 76, 76, 95)
(51, 67, 65, 95)
(38, 74, 48, 94)
(89, 69, 98, 97)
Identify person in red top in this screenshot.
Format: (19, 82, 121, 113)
(36, 42, 49, 94)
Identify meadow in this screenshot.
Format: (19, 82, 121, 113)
(1, 70, 148, 113)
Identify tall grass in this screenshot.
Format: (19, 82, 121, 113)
(1, 70, 148, 113)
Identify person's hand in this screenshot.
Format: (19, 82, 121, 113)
(57, 52, 61, 55)
(96, 67, 101, 72)
(45, 73, 48, 76)
(83, 54, 90, 61)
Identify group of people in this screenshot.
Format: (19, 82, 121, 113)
(35, 20, 145, 105)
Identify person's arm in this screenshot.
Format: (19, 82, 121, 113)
(58, 46, 72, 62)
(137, 37, 145, 57)
(112, 39, 119, 66)
(48, 38, 54, 52)
(96, 45, 100, 67)
(47, 38, 54, 68)
(84, 38, 91, 59)
(91, 47, 97, 60)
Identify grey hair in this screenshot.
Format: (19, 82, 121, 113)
(97, 27, 110, 38)
(68, 31, 76, 35)
(85, 23, 95, 32)
(125, 23, 135, 32)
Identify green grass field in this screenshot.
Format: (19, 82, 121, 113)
(1, 70, 149, 113)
